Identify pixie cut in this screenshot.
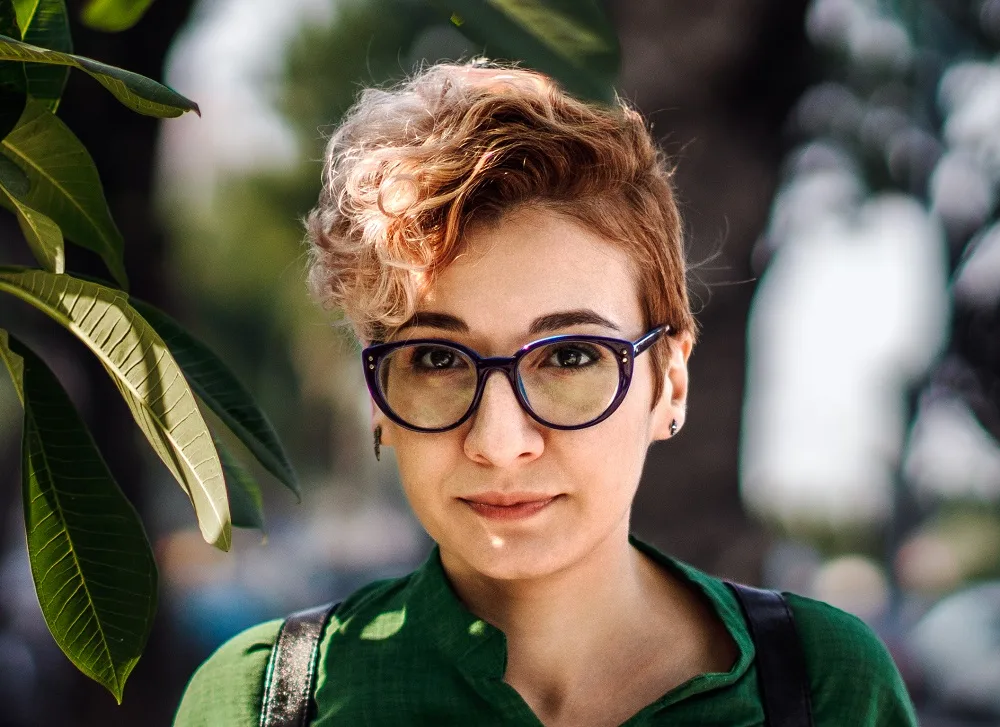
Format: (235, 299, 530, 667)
(306, 61, 694, 400)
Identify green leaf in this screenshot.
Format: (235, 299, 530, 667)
(0, 142, 28, 194)
(0, 176, 65, 273)
(0, 268, 232, 550)
(0, 32, 199, 117)
(0, 329, 25, 401)
(19, 0, 72, 111)
(0, 0, 69, 133)
(0, 0, 19, 37)
(130, 299, 300, 498)
(1, 100, 127, 287)
(13, 0, 40, 33)
(81, 0, 154, 32)
(215, 437, 265, 531)
(0, 1, 27, 140)
(0, 330, 157, 703)
(0, 148, 64, 272)
(427, 0, 620, 102)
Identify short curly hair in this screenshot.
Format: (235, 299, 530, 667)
(306, 61, 695, 402)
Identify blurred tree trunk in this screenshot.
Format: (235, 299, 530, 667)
(616, 0, 813, 582)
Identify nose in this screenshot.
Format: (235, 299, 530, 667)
(463, 370, 544, 466)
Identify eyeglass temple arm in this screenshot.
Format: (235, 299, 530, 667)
(633, 325, 672, 356)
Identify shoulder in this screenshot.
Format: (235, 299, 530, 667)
(785, 593, 918, 726)
(173, 575, 410, 727)
(173, 618, 283, 727)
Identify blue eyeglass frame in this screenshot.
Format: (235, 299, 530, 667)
(362, 324, 671, 433)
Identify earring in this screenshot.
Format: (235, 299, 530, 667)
(373, 425, 382, 461)
(669, 419, 679, 437)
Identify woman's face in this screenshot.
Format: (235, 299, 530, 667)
(376, 206, 691, 582)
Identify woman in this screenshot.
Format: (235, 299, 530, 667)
(174, 61, 917, 726)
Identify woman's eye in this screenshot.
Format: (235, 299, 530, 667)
(545, 344, 599, 368)
(413, 346, 462, 370)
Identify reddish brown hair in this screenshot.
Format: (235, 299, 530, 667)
(306, 61, 695, 401)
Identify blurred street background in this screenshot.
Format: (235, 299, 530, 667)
(1, 0, 999, 724)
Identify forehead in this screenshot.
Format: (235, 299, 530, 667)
(417, 207, 643, 337)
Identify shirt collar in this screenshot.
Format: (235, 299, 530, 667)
(628, 535, 755, 708)
(403, 536, 755, 695)
(405, 545, 508, 678)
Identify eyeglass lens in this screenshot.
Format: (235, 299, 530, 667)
(377, 339, 622, 429)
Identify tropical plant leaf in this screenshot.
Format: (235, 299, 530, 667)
(0, 32, 199, 117)
(0, 147, 64, 272)
(0, 175, 64, 273)
(12, 0, 37, 31)
(0, 99, 127, 287)
(81, 0, 154, 32)
(0, 268, 232, 550)
(0, 0, 19, 40)
(0, 144, 28, 194)
(427, 0, 620, 101)
(215, 437, 265, 531)
(18, 0, 72, 111)
(0, 0, 27, 139)
(0, 328, 25, 395)
(130, 298, 300, 498)
(0, 330, 157, 703)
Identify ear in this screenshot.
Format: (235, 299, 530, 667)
(649, 330, 693, 442)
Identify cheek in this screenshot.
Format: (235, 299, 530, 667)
(607, 382, 657, 454)
(560, 413, 648, 494)
(391, 432, 459, 512)
(395, 437, 440, 483)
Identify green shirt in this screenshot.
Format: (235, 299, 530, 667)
(174, 538, 917, 726)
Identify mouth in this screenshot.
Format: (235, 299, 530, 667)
(459, 492, 561, 521)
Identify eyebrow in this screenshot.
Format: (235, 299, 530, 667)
(527, 310, 621, 335)
(399, 309, 621, 336)
(399, 312, 469, 332)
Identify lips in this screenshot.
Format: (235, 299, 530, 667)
(460, 492, 560, 521)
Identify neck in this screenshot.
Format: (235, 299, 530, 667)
(439, 525, 738, 726)
(445, 520, 643, 633)
(440, 521, 674, 708)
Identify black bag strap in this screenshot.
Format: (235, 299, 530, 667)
(259, 601, 340, 727)
(725, 582, 814, 727)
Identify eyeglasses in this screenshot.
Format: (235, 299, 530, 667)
(362, 325, 670, 433)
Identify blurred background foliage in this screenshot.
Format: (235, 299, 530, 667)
(2, 0, 1000, 724)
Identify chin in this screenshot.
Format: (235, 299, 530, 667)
(454, 530, 581, 582)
